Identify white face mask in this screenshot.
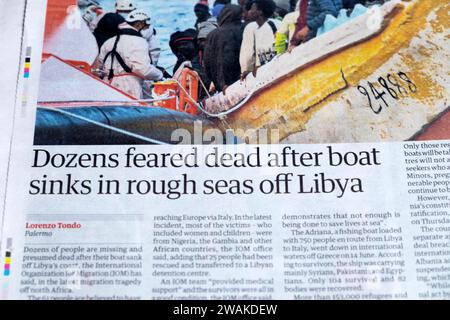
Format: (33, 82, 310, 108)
(140, 27, 153, 39)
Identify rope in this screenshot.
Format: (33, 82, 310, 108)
(196, 72, 213, 100)
(38, 106, 168, 145)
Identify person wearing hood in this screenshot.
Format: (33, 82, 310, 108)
(97, 12, 163, 99)
(93, 12, 126, 49)
(212, 0, 231, 18)
(204, 4, 244, 93)
(196, 20, 218, 65)
(169, 29, 199, 73)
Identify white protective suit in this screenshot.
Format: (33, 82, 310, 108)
(98, 25, 163, 99)
(141, 27, 161, 66)
(87, 11, 161, 66)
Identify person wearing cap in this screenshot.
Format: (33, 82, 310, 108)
(86, 1, 161, 66)
(115, 0, 137, 18)
(126, 9, 161, 66)
(97, 12, 163, 99)
(169, 29, 199, 74)
(116, 1, 161, 66)
(83, 5, 106, 32)
(84, 0, 135, 31)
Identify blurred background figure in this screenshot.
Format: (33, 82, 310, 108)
(194, 0, 217, 30)
(212, 0, 231, 18)
(273, 0, 291, 19)
(274, 0, 299, 54)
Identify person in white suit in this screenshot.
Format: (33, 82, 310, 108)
(98, 12, 163, 99)
(84, 0, 161, 66)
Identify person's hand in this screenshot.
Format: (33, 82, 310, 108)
(296, 26, 309, 41)
(209, 82, 216, 93)
(241, 70, 251, 81)
(252, 67, 259, 78)
(222, 85, 228, 95)
(288, 44, 297, 53)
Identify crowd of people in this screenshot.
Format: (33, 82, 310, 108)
(80, 0, 387, 100)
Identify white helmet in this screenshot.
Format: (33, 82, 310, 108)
(115, 0, 136, 12)
(126, 9, 151, 25)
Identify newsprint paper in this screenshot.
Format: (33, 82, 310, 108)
(0, 0, 449, 301)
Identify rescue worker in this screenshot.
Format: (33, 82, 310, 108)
(88, 0, 161, 66)
(116, 1, 162, 66)
(115, 0, 136, 18)
(126, 9, 161, 66)
(98, 12, 163, 99)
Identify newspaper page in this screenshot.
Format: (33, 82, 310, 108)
(1, 0, 449, 305)
(0, 0, 29, 239)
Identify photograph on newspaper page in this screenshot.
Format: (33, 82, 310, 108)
(0, 0, 449, 302)
(35, 0, 449, 145)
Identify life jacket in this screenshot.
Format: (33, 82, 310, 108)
(104, 28, 143, 81)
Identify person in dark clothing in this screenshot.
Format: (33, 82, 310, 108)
(93, 12, 126, 50)
(194, 2, 213, 29)
(214, 0, 231, 4)
(288, 0, 308, 49)
(169, 29, 198, 72)
(169, 29, 208, 98)
(238, 0, 253, 24)
(290, 0, 342, 45)
(305, 0, 342, 40)
(342, 0, 365, 9)
(203, 4, 244, 93)
(289, 0, 298, 11)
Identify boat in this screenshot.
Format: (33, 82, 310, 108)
(37, 0, 449, 145)
(203, 0, 450, 144)
(37, 0, 220, 145)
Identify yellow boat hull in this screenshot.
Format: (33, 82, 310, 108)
(219, 0, 449, 143)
